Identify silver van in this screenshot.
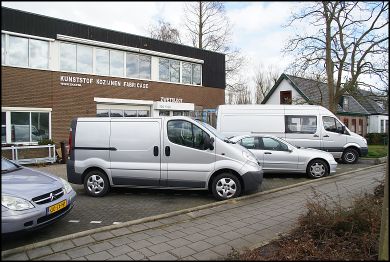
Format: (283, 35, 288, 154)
(66, 116, 263, 200)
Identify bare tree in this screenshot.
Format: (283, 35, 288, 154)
(253, 64, 281, 104)
(149, 19, 182, 44)
(183, 1, 246, 93)
(284, 2, 389, 113)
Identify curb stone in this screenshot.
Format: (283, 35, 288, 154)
(1, 163, 387, 259)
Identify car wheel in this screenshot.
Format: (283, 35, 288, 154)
(84, 169, 110, 197)
(211, 173, 242, 201)
(342, 148, 359, 164)
(307, 159, 329, 179)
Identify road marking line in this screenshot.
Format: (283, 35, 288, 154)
(90, 221, 102, 224)
(113, 222, 122, 225)
(68, 220, 80, 223)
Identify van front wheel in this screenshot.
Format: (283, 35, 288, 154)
(84, 169, 110, 197)
(211, 173, 241, 201)
(342, 148, 359, 164)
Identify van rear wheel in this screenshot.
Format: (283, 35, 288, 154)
(84, 169, 110, 197)
(211, 173, 241, 201)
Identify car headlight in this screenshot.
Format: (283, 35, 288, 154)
(242, 150, 258, 163)
(2, 195, 34, 211)
(60, 178, 73, 194)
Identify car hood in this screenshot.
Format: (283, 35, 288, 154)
(2, 167, 63, 200)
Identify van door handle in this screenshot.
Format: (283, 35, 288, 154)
(323, 135, 329, 137)
(165, 146, 170, 156)
(153, 146, 159, 156)
(313, 134, 319, 137)
(265, 152, 272, 154)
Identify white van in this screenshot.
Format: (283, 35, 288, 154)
(66, 116, 263, 200)
(216, 104, 368, 164)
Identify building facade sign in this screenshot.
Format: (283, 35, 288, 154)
(60, 75, 149, 89)
(160, 97, 183, 103)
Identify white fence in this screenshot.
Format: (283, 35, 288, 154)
(1, 144, 56, 165)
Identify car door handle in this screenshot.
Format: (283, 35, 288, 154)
(153, 146, 159, 156)
(323, 135, 329, 137)
(165, 146, 170, 156)
(265, 152, 272, 154)
(313, 134, 319, 137)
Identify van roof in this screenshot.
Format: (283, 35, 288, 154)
(217, 104, 333, 114)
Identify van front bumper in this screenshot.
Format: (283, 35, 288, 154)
(242, 170, 263, 192)
(360, 147, 368, 157)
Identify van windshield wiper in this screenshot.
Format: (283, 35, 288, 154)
(224, 139, 235, 144)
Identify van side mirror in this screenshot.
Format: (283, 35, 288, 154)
(204, 136, 214, 150)
(341, 125, 346, 134)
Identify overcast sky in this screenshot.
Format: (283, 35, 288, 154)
(2, 1, 303, 88)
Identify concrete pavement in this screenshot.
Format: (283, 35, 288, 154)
(2, 163, 386, 260)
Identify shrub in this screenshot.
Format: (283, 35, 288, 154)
(366, 133, 388, 145)
(38, 139, 56, 145)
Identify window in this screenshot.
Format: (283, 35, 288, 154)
(380, 120, 384, 133)
(351, 119, 356, 132)
(280, 91, 292, 104)
(358, 119, 363, 134)
(7, 111, 50, 143)
(343, 118, 349, 128)
(170, 60, 180, 83)
(159, 58, 170, 81)
(96, 48, 109, 75)
(2, 112, 6, 143)
(126, 53, 138, 78)
(323, 116, 344, 133)
(240, 137, 260, 150)
(1, 34, 5, 64)
(386, 120, 389, 133)
(77, 45, 93, 73)
(261, 137, 288, 151)
(9, 36, 28, 67)
(29, 39, 49, 69)
(192, 64, 201, 85)
(60, 42, 76, 71)
(126, 53, 151, 80)
(159, 111, 170, 116)
(182, 62, 192, 84)
(137, 110, 149, 117)
(167, 120, 209, 150)
(139, 55, 151, 79)
(96, 109, 109, 117)
(124, 110, 137, 117)
(285, 116, 317, 134)
(109, 109, 124, 117)
(110, 50, 124, 77)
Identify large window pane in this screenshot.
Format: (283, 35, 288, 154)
(60, 42, 76, 71)
(285, 116, 317, 134)
(167, 120, 193, 147)
(137, 110, 149, 117)
(193, 64, 201, 85)
(126, 53, 138, 78)
(96, 109, 109, 117)
(139, 55, 151, 79)
(124, 110, 137, 117)
(9, 36, 28, 67)
(1, 112, 6, 143)
(182, 62, 192, 84)
(110, 109, 124, 117)
(31, 112, 49, 142)
(1, 34, 5, 65)
(11, 112, 30, 142)
(110, 50, 124, 77)
(29, 39, 49, 69)
(77, 45, 93, 73)
(159, 58, 169, 81)
(192, 124, 208, 150)
(170, 60, 180, 83)
(96, 48, 109, 75)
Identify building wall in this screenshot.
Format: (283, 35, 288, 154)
(368, 115, 389, 133)
(263, 79, 306, 105)
(2, 66, 225, 143)
(338, 115, 367, 137)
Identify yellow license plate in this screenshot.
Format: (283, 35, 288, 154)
(48, 200, 67, 214)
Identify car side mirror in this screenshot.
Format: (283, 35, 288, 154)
(204, 136, 214, 150)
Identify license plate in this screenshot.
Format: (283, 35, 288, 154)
(48, 200, 67, 214)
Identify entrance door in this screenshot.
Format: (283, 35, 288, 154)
(109, 119, 162, 186)
(162, 119, 215, 188)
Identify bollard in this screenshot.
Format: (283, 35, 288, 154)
(60, 141, 68, 164)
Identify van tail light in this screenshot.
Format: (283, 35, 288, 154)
(68, 128, 73, 154)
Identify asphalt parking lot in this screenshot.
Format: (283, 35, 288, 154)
(2, 161, 375, 251)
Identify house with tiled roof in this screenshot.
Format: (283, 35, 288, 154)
(261, 73, 376, 137)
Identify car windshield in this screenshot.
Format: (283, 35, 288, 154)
(195, 120, 235, 143)
(1, 158, 20, 173)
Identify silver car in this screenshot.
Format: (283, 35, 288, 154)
(1, 157, 76, 234)
(230, 135, 337, 178)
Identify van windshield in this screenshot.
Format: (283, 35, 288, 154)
(196, 120, 235, 143)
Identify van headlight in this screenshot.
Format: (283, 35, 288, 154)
(60, 178, 73, 194)
(242, 151, 258, 163)
(2, 195, 34, 210)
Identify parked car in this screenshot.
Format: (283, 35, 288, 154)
(229, 134, 337, 178)
(67, 116, 263, 200)
(216, 104, 368, 164)
(1, 157, 76, 234)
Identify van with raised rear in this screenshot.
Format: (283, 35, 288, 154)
(216, 104, 368, 164)
(66, 116, 263, 200)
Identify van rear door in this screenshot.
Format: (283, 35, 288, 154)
(109, 119, 162, 186)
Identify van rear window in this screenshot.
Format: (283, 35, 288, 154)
(285, 116, 317, 134)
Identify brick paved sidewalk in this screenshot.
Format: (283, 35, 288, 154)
(2, 164, 386, 261)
